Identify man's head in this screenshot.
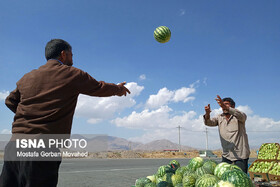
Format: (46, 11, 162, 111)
(222, 97, 235, 110)
(45, 39, 73, 66)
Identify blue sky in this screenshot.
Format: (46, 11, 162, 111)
(0, 0, 279, 149)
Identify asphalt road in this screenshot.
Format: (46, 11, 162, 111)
(58, 158, 193, 187)
(0, 158, 256, 187)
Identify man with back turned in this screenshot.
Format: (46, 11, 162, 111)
(0, 39, 130, 187)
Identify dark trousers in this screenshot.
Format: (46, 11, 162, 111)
(0, 141, 61, 187)
(222, 156, 249, 173)
(0, 160, 61, 187)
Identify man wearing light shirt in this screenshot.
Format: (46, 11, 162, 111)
(203, 95, 250, 173)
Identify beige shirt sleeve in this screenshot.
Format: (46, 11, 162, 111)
(203, 115, 219, 127)
(228, 107, 247, 123)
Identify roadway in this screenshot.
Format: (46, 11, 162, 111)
(0, 158, 256, 187)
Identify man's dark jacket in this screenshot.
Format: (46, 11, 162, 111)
(5, 60, 124, 134)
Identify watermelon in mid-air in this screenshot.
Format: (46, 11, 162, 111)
(153, 26, 171, 43)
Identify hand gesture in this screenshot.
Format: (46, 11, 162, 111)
(117, 82, 131, 96)
(205, 104, 211, 114)
(215, 95, 227, 110)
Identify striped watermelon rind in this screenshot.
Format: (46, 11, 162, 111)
(171, 174, 183, 186)
(176, 166, 188, 177)
(214, 162, 242, 179)
(183, 170, 198, 180)
(188, 157, 204, 171)
(220, 169, 254, 187)
(157, 165, 174, 177)
(154, 26, 171, 43)
(195, 167, 212, 178)
(203, 160, 218, 174)
(195, 174, 219, 187)
(135, 177, 152, 187)
(182, 175, 196, 187)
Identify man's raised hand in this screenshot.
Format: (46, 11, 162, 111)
(204, 104, 211, 120)
(215, 95, 227, 110)
(117, 82, 131, 96)
(205, 104, 211, 114)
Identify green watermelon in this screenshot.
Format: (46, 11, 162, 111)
(195, 167, 212, 178)
(221, 169, 254, 187)
(174, 183, 183, 187)
(144, 183, 157, 187)
(169, 163, 179, 173)
(157, 165, 174, 177)
(202, 160, 218, 174)
(146, 175, 156, 184)
(176, 166, 188, 177)
(170, 160, 181, 167)
(153, 26, 171, 43)
(157, 181, 170, 187)
(182, 175, 196, 187)
(155, 175, 164, 185)
(214, 162, 242, 178)
(183, 170, 198, 179)
(135, 177, 152, 187)
(162, 173, 173, 186)
(172, 174, 183, 186)
(213, 180, 235, 187)
(195, 174, 219, 187)
(188, 157, 204, 171)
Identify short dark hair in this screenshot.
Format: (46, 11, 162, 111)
(222, 97, 235, 107)
(45, 39, 72, 60)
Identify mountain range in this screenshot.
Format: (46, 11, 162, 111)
(70, 135, 196, 151)
(0, 134, 196, 151)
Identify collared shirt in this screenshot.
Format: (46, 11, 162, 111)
(5, 60, 124, 135)
(204, 107, 250, 161)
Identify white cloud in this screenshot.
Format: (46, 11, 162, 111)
(1, 129, 11, 134)
(112, 104, 280, 149)
(112, 106, 208, 146)
(73, 79, 279, 149)
(75, 82, 144, 124)
(0, 91, 9, 101)
(236, 105, 253, 115)
(246, 115, 280, 131)
(146, 84, 196, 109)
(146, 88, 173, 109)
(172, 87, 195, 103)
(139, 74, 146, 81)
(113, 106, 172, 129)
(87, 118, 103, 124)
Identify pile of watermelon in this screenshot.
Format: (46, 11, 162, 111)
(133, 157, 253, 187)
